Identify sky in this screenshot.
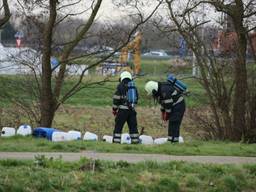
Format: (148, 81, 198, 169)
(82, 0, 159, 22)
(4, 0, 220, 22)
(5, 0, 222, 28)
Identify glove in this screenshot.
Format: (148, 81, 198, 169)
(161, 111, 170, 121)
(112, 108, 118, 116)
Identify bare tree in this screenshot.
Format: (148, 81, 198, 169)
(157, 0, 256, 141)
(3, 0, 162, 127)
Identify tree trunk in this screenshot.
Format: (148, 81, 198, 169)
(249, 95, 256, 131)
(248, 31, 256, 142)
(40, 0, 57, 127)
(222, 107, 232, 139)
(231, 4, 248, 141)
(232, 57, 247, 140)
(40, 0, 102, 127)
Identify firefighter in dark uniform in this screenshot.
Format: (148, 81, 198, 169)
(145, 80, 186, 142)
(112, 71, 139, 144)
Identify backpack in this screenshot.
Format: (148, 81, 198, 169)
(167, 75, 187, 94)
(126, 80, 138, 108)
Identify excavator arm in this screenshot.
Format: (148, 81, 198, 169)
(119, 32, 142, 74)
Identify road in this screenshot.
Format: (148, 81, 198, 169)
(0, 152, 256, 164)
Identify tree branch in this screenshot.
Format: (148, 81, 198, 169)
(0, 0, 11, 28)
(55, 0, 163, 104)
(54, 0, 103, 99)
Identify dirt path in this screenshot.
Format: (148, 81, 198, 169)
(0, 152, 256, 164)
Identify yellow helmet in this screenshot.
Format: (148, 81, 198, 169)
(120, 71, 132, 81)
(145, 81, 158, 95)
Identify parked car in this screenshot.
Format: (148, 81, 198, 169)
(142, 50, 171, 59)
(143, 51, 168, 56)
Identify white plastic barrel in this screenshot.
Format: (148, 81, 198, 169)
(121, 133, 131, 144)
(154, 137, 168, 145)
(83, 131, 98, 141)
(1, 127, 16, 137)
(17, 124, 32, 136)
(52, 132, 72, 142)
(102, 135, 113, 143)
(139, 135, 154, 145)
(179, 136, 184, 143)
(153, 136, 184, 144)
(68, 130, 81, 140)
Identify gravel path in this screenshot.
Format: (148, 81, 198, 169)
(0, 152, 256, 164)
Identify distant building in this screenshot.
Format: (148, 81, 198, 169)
(212, 31, 237, 55)
(212, 12, 256, 56)
(212, 31, 256, 56)
(248, 32, 256, 56)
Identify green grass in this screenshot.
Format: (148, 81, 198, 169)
(0, 158, 255, 192)
(0, 59, 207, 108)
(0, 136, 255, 156)
(59, 57, 206, 108)
(0, 74, 206, 108)
(61, 75, 206, 108)
(140, 58, 192, 75)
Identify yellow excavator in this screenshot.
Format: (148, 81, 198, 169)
(118, 31, 142, 75)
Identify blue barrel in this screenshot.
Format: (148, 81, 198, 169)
(33, 127, 59, 140)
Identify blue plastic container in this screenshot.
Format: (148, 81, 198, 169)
(167, 74, 187, 93)
(33, 127, 59, 140)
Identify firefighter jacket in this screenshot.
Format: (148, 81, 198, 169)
(157, 82, 184, 113)
(112, 78, 139, 110)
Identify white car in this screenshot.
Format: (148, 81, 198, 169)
(143, 51, 168, 57)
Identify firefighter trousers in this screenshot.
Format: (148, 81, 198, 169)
(113, 109, 139, 144)
(168, 100, 186, 142)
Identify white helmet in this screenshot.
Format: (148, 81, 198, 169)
(145, 81, 158, 95)
(120, 71, 132, 81)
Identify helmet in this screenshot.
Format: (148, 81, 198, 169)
(120, 71, 132, 81)
(145, 81, 158, 95)
(167, 74, 176, 83)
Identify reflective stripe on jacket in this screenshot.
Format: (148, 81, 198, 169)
(113, 79, 139, 110)
(158, 82, 183, 112)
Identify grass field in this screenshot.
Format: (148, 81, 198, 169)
(0, 136, 256, 156)
(0, 158, 255, 192)
(62, 76, 207, 108)
(1, 59, 256, 192)
(0, 60, 208, 143)
(65, 58, 207, 107)
(0, 58, 207, 108)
